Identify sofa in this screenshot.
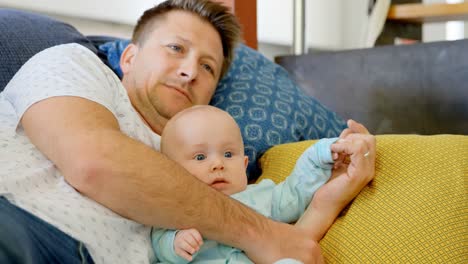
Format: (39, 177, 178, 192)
(1, 8, 467, 263)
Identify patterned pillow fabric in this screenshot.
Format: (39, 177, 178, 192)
(98, 40, 346, 180)
(258, 134, 468, 263)
(0, 8, 97, 92)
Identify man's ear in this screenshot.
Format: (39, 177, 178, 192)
(120, 43, 138, 75)
(244, 156, 249, 169)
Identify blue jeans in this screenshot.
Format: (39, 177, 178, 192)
(0, 196, 95, 264)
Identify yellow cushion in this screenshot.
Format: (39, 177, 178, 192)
(258, 135, 468, 263)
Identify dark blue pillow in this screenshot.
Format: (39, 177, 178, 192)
(99, 40, 346, 180)
(0, 8, 97, 91)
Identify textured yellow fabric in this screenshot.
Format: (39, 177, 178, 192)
(257, 135, 468, 263)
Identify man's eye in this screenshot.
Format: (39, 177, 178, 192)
(224, 152, 232, 158)
(168, 44, 182, 52)
(195, 154, 206, 161)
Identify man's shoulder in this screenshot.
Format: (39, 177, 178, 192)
(4, 42, 109, 94)
(33, 43, 99, 65)
(40, 43, 93, 54)
(2, 42, 121, 119)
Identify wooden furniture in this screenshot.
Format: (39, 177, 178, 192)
(218, 0, 257, 49)
(387, 2, 468, 23)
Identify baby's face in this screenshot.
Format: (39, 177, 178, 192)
(163, 107, 248, 195)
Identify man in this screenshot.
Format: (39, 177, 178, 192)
(0, 0, 375, 263)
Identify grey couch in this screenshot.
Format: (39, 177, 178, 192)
(275, 40, 468, 135)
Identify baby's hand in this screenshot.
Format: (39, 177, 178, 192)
(332, 143, 348, 169)
(174, 228, 203, 261)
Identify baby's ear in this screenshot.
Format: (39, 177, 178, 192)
(244, 156, 249, 169)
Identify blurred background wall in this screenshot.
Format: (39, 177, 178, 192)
(0, 0, 466, 60)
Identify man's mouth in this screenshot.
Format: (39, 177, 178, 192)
(166, 84, 191, 102)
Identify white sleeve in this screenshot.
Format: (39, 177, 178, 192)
(2, 43, 122, 129)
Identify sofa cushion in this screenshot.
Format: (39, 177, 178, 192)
(99, 40, 346, 180)
(0, 8, 97, 91)
(258, 134, 467, 262)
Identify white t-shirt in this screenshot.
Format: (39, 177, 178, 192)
(0, 43, 161, 264)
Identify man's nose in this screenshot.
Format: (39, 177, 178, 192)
(178, 57, 198, 83)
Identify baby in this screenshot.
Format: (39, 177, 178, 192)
(152, 105, 339, 263)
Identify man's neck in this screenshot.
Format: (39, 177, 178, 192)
(123, 83, 166, 135)
(134, 103, 166, 135)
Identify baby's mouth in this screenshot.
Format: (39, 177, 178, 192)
(210, 178, 228, 190)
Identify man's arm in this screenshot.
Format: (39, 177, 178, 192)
(21, 96, 323, 263)
(21, 96, 257, 239)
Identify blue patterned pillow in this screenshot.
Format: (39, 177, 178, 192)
(98, 41, 346, 180)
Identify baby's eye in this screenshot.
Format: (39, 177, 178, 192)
(202, 63, 214, 74)
(195, 154, 206, 161)
(224, 152, 232, 158)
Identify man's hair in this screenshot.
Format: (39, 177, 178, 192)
(132, 0, 241, 78)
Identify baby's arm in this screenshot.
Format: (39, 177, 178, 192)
(270, 138, 338, 223)
(151, 227, 203, 263)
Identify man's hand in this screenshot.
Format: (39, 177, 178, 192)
(333, 119, 373, 169)
(326, 135, 375, 206)
(297, 120, 376, 241)
(339, 119, 371, 138)
(244, 221, 324, 264)
(173, 228, 203, 261)
(319, 119, 375, 210)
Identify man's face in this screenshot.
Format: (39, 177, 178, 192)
(163, 108, 249, 196)
(121, 10, 224, 133)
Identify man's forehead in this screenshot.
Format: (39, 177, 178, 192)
(151, 10, 215, 40)
(151, 11, 223, 64)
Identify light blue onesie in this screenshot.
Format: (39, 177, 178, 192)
(152, 138, 338, 264)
